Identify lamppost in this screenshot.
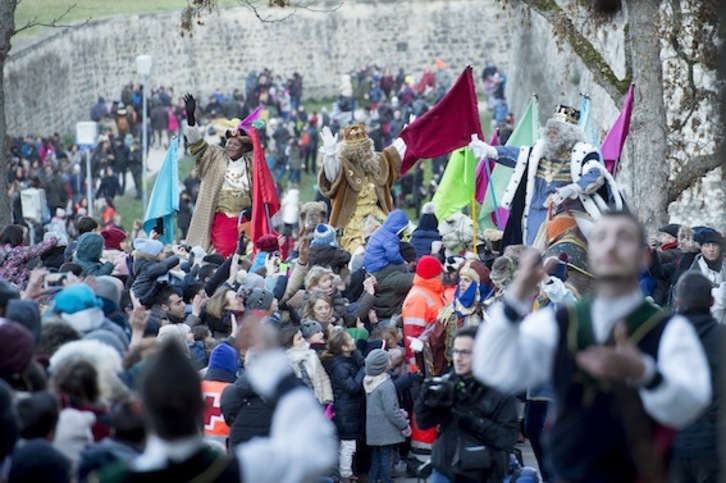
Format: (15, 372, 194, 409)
(136, 55, 152, 215)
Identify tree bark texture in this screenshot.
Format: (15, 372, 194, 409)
(0, 0, 18, 227)
(625, 0, 669, 229)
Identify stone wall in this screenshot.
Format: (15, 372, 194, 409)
(4, 0, 512, 137)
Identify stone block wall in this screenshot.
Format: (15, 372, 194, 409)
(4, 0, 512, 136)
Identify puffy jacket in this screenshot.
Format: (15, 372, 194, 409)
(415, 374, 518, 482)
(402, 275, 445, 364)
(78, 438, 142, 482)
(220, 373, 274, 449)
(75, 233, 114, 277)
(373, 264, 414, 319)
(130, 254, 180, 307)
(322, 352, 366, 440)
(410, 228, 442, 259)
(364, 210, 409, 273)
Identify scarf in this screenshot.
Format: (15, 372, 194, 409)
(697, 256, 726, 285)
(453, 283, 480, 318)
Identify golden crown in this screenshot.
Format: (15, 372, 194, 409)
(553, 105, 581, 125)
(344, 124, 370, 144)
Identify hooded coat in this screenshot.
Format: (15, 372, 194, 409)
(322, 352, 366, 440)
(75, 233, 114, 277)
(220, 373, 274, 449)
(373, 264, 415, 319)
(363, 210, 409, 273)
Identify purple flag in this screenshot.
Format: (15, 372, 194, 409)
(601, 84, 634, 175)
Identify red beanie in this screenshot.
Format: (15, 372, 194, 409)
(416, 255, 443, 280)
(255, 234, 279, 253)
(101, 227, 127, 251)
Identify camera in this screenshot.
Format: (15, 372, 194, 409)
(423, 375, 455, 408)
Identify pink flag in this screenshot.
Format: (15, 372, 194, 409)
(475, 130, 499, 203)
(601, 84, 634, 175)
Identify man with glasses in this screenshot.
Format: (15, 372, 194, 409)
(414, 326, 518, 483)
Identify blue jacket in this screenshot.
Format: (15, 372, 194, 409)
(410, 228, 442, 259)
(363, 210, 409, 273)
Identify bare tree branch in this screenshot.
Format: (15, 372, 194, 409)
(12, 3, 90, 35)
(518, 0, 631, 103)
(667, 154, 725, 203)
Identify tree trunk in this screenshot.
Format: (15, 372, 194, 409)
(0, 0, 18, 227)
(625, 0, 669, 229)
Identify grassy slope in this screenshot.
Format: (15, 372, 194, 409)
(14, 0, 238, 37)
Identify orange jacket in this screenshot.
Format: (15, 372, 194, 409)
(201, 380, 231, 437)
(402, 275, 445, 364)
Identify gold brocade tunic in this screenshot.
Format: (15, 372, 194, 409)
(340, 181, 386, 253)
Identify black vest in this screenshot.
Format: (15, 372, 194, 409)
(547, 299, 670, 483)
(97, 446, 242, 483)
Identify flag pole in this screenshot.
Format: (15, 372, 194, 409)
(471, 194, 478, 254)
(483, 129, 502, 229)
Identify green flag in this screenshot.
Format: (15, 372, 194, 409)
(480, 95, 540, 228)
(432, 147, 478, 221)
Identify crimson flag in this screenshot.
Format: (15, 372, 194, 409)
(399, 66, 483, 175)
(250, 127, 281, 244)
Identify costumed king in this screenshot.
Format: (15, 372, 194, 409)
(469, 105, 622, 249)
(318, 125, 407, 253)
(183, 94, 257, 257)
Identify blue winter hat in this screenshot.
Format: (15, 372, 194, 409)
(52, 285, 102, 315)
(312, 223, 337, 247)
(208, 343, 238, 375)
(133, 238, 163, 257)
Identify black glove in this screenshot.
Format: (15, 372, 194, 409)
(183, 94, 196, 126)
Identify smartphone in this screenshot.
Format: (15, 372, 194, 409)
(43, 273, 67, 289)
(155, 217, 165, 236)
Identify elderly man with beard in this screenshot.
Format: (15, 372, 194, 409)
(183, 94, 255, 257)
(318, 124, 407, 253)
(470, 105, 622, 249)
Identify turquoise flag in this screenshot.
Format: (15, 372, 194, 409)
(144, 138, 179, 245)
(579, 95, 603, 162)
(432, 147, 478, 221)
(480, 95, 540, 222)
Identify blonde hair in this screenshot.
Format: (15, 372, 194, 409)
(206, 287, 233, 319)
(304, 266, 334, 291)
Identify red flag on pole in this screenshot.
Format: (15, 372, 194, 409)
(249, 127, 280, 244)
(601, 84, 634, 175)
(399, 66, 483, 175)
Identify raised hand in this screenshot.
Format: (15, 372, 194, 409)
(510, 249, 546, 302)
(320, 126, 338, 155)
(183, 94, 196, 126)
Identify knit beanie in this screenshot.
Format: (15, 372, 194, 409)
(94, 276, 122, 306)
(658, 224, 681, 239)
(53, 285, 101, 315)
(416, 255, 443, 280)
(300, 319, 323, 340)
(133, 238, 163, 257)
(365, 348, 389, 376)
(101, 227, 127, 251)
(6, 300, 41, 344)
(246, 288, 274, 311)
(0, 321, 35, 382)
(255, 234, 280, 253)
(417, 202, 439, 231)
(311, 223, 337, 248)
(208, 343, 238, 375)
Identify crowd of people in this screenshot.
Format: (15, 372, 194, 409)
(0, 56, 720, 483)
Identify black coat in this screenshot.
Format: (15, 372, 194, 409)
(322, 352, 366, 440)
(372, 264, 414, 319)
(415, 374, 518, 482)
(220, 373, 274, 449)
(308, 245, 351, 274)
